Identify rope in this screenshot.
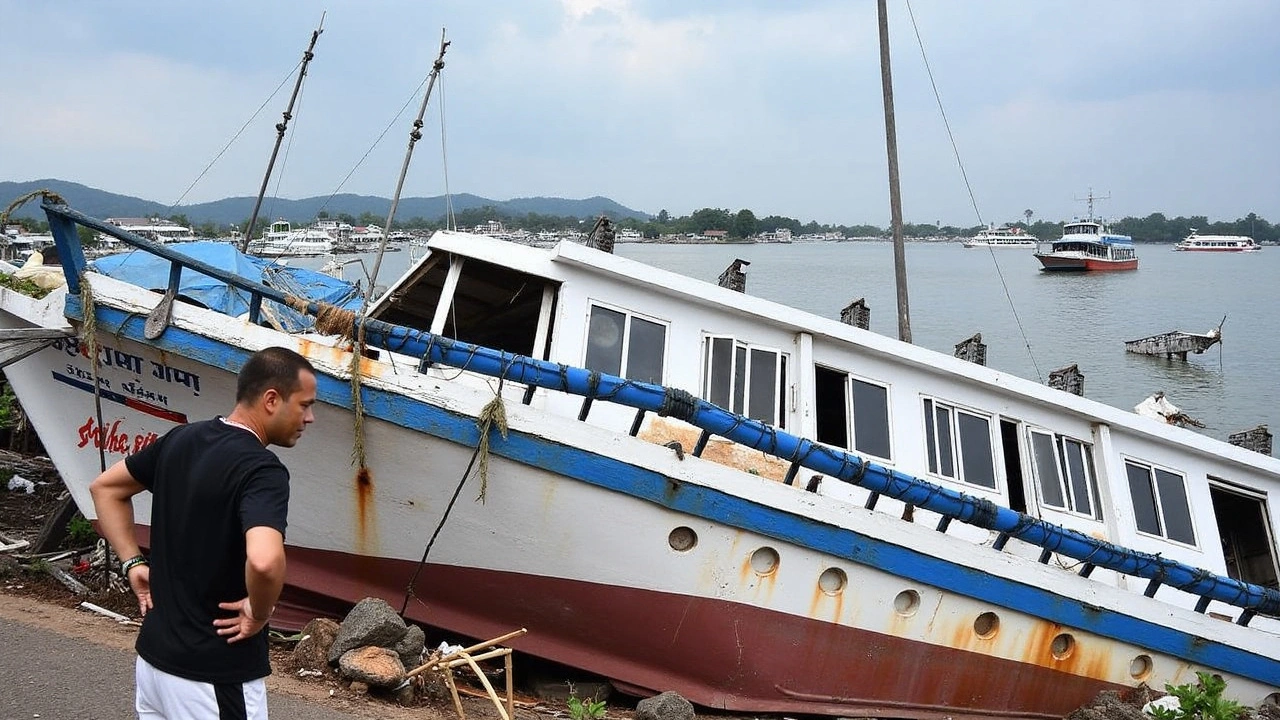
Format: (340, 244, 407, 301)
(79, 274, 108, 475)
(0, 190, 67, 228)
(473, 380, 509, 503)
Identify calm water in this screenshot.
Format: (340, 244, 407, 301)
(307, 242, 1279, 442)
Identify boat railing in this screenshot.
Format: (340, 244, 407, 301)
(40, 201, 1280, 624)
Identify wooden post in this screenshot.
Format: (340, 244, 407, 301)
(1228, 425, 1272, 456)
(840, 298, 870, 330)
(954, 333, 986, 365)
(717, 259, 749, 292)
(1048, 364, 1084, 396)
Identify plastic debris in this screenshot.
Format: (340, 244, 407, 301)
(7, 474, 35, 494)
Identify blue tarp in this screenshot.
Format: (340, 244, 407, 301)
(91, 241, 364, 333)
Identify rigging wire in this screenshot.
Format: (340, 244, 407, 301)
(903, 0, 1043, 383)
(167, 60, 305, 212)
(438, 73, 456, 231)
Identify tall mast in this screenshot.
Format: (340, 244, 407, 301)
(877, 0, 911, 343)
(239, 16, 326, 252)
(362, 30, 450, 308)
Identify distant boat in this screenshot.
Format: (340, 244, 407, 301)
(962, 225, 1037, 249)
(246, 219, 334, 257)
(1175, 230, 1260, 253)
(1034, 219, 1138, 271)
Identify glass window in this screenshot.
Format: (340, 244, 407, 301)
(924, 398, 995, 489)
(850, 378, 891, 459)
(1028, 430, 1098, 518)
(702, 336, 786, 427)
(584, 305, 667, 384)
(1125, 460, 1196, 545)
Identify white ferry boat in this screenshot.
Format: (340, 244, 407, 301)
(962, 225, 1037, 249)
(246, 220, 334, 257)
(1175, 230, 1260, 253)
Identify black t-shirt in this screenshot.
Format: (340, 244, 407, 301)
(125, 417, 290, 684)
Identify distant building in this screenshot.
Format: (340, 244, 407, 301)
(105, 217, 196, 243)
(702, 229, 728, 238)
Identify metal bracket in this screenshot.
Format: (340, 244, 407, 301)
(144, 287, 177, 340)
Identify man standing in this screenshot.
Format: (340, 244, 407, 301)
(91, 346, 318, 719)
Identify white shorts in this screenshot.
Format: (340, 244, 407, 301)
(135, 656, 268, 719)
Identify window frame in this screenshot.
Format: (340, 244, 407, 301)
(1123, 457, 1198, 547)
(583, 301, 669, 384)
(922, 397, 997, 490)
(1026, 427, 1101, 520)
(702, 334, 788, 428)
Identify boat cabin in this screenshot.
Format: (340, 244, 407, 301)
(370, 231, 1280, 623)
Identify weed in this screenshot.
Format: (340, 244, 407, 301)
(567, 694, 607, 720)
(1147, 672, 1244, 720)
(0, 272, 54, 299)
(67, 512, 98, 546)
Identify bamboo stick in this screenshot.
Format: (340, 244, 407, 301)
(443, 669, 467, 720)
(505, 651, 514, 720)
(460, 651, 510, 720)
(434, 648, 510, 671)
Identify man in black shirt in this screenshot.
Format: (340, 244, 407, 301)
(91, 346, 317, 719)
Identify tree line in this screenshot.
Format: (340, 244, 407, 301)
(10, 206, 1276, 245)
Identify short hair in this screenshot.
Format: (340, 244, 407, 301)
(236, 347, 316, 403)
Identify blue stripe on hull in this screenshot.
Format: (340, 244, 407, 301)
(64, 296, 1280, 687)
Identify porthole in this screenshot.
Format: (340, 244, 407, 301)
(1051, 633, 1075, 660)
(1129, 655, 1153, 681)
(974, 612, 1000, 639)
(818, 568, 847, 595)
(893, 589, 920, 617)
(668, 526, 697, 552)
(750, 547, 780, 575)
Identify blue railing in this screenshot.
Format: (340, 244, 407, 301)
(41, 201, 1280, 621)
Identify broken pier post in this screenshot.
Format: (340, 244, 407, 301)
(718, 259, 749, 293)
(840, 298, 870, 330)
(1228, 425, 1272, 456)
(954, 333, 986, 365)
(1048, 364, 1084, 396)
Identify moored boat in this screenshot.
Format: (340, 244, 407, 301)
(962, 224, 1037, 249)
(1034, 219, 1138, 271)
(246, 219, 335, 257)
(1, 202, 1277, 718)
(1175, 230, 1260, 252)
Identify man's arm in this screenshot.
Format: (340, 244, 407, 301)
(88, 459, 151, 614)
(214, 526, 285, 643)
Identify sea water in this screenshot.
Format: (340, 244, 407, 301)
(300, 241, 1280, 443)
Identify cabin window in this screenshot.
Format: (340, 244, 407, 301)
(370, 254, 558, 358)
(924, 399, 996, 489)
(1028, 430, 1099, 518)
(814, 366, 891, 460)
(703, 336, 787, 428)
(1125, 460, 1196, 545)
(584, 304, 667, 384)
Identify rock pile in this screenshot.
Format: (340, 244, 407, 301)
(291, 596, 426, 704)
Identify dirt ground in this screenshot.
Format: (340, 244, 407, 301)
(0, 464, 560, 720)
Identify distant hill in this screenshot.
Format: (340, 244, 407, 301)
(0, 179, 651, 226)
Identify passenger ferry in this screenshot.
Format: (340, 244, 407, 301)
(1175, 230, 1260, 253)
(245, 219, 335, 257)
(962, 225, 1037, 249)
(1034, 219, 1138, 271)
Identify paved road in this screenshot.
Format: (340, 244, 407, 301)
(0, 615, 386, 720)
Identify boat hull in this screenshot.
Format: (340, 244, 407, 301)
(1, 278, 1276, 718)
(1034, 254, 1138, 272)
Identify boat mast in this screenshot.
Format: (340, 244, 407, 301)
(362, 30, 450, 308)
(877, 0, 911, 343)
(239, 16, 326, 252)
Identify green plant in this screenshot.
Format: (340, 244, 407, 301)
(567, 693, 607, 720)
(1147, 672, 1244, 720)
(66, 512, 98, 546)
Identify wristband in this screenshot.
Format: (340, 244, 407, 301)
(121, 554, 149, 575)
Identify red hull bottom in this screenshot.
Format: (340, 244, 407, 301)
(273, 544, 1123, 720)
(1036, 257, 1138, 271)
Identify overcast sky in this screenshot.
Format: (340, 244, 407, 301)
(2, 1, 1276, 227)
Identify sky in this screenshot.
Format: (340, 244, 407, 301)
(2, 1, 1277, 228)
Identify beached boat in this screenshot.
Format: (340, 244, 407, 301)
(962, 225, 1037, 249)
(1, 202, 1278, 718)
(1034, 218, 1138, 271)
(1175, 230, 1260, 253)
